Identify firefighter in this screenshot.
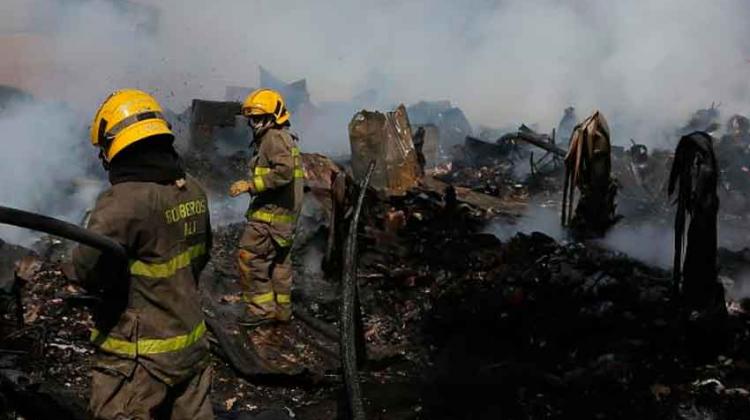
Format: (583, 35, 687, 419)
(73, 89, 213, 419)
(229, 88, 304, 326)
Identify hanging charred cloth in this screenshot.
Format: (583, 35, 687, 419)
(668, 132, 727, 322)
(561, 111, 619, 237)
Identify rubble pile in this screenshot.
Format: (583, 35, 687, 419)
(438, 161, 521, 198)
(328, 185, 750, 418)
(0, 250, 91, 419)
(0, 101, 749, 419)
(1, 182, 749, 419)
(422, 232, 750, 419)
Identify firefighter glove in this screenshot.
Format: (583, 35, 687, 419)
(230, 180, 251, 197)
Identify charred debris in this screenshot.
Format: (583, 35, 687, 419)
(1, 73, 750, 419)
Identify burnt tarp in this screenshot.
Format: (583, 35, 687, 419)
(407, 100, 473, 148)
(189, 99, 242, 150)
(349, 104, 420, 195)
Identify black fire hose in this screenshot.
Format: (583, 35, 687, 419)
(0, 205, 127, 259)
(340, 160, 375, 420)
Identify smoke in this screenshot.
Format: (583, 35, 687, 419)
(483, 206, 672, 271)
(484, 206, 674, 269)
(3, 0, 750, 242)
(598, 223, 674, 269)
(484, 205, 564, 241)
(483, 200, 673, 268)
(0, 100, 103, 245)
(727, 270, 750, 301)
(207, 195, 248, 226)
(3, 0, 750, 152)
(598, 216, 750, 270)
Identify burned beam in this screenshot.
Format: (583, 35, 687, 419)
(512, 126, 566, 158)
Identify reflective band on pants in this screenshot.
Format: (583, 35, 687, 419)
(90, 321, 206, 357)
(249, 210, 296, 224)
(276, 293, 291, 304)
(129, 244, 206, 279)
(273, 236, 293, 248)
(250, 291, 274, 305)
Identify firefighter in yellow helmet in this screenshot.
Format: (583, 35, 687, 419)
(73, 89, 214, 419)
(230, 88, 304, 326)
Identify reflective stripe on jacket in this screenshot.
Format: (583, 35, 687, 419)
(73, 176, 212, 384)
(246, 128, 304, 245)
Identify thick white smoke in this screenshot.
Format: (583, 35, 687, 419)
(4, 0, 750, 148)
(0, 100, 104, 245)
(599, 223, 674, 269)
(2, 0, 750, 243)
(484, 205, 565, 242)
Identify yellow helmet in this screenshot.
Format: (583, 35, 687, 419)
(241, 88, 290, 125)
(90, 89, 173, 162)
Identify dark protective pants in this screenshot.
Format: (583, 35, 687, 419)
(237, 220, 293, 320)
(89, 364, 213, 420)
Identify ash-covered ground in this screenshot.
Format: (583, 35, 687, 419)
(0, 139, 749, 420)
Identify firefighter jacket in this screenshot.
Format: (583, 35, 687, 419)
(73, 176, 211, 385)
(246, 128, 304, 245)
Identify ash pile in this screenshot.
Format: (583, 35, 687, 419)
(0, 88, 749, 420)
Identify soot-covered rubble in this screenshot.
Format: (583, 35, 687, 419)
(0, 103, 749, 420)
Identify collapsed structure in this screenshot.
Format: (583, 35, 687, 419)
(0, 77, 749, 419)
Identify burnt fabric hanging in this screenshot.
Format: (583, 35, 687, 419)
(561, 111, 619, 237)
(668, 131, 726, 311)
(668, 131, 727, 359)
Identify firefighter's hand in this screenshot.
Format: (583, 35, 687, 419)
(229, 180, 251, 197)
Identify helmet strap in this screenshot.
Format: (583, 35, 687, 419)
(98, 147, 111, 171)
(96, 117, 112, 171)
(248, 115, 274, 139)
